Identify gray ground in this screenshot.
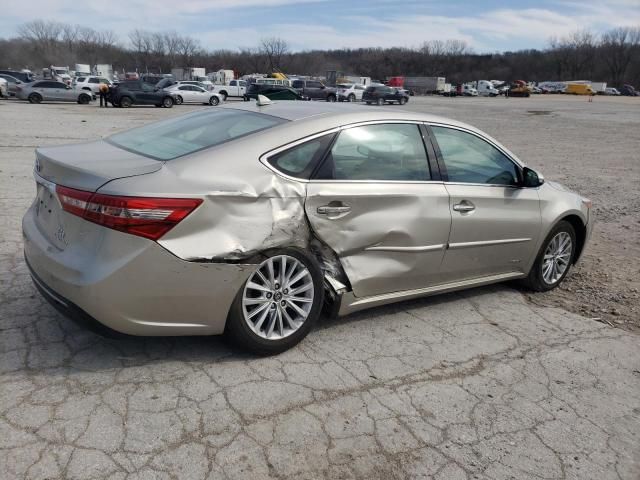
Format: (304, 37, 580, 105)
(1, 96, 639, 480)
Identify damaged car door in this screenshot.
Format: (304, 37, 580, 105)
(305, 122, 451, 298)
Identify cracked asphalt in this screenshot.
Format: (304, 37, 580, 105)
(1, 98, 639, 479)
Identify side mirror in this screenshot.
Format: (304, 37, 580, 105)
(522, 167, 544, 187)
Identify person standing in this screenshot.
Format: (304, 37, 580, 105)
(99, 82, 109, 107)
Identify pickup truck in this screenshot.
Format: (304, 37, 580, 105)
(211, 80, 247, 100)
(291, 80, 337, 102)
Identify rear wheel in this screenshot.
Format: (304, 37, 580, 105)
(376, 97, 384, 106)
(175, 95, 183, 105)
(162, 96, 174, 108)
(119, 96, 132, 108)
(523, 221, 576, 292)
(399, 97, 406, 105)
(327, 95, 336, 102)
(225, 248, 324, 355)
(209, 96, 219, 106)
(28, 93, 42, 104)
(78, 94, 91, 104)
(348, 94, 356, 102)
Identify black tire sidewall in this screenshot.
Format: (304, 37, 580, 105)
(225, 247, 324, 355)
(526, 220, 576, 291)
(120, 97, 132, 108)
(210, 96, 219, 106)
(29, 93, 42, 104)
(163, 97, 173, 108)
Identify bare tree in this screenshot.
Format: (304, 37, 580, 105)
(260, 37, 288, 72)
(600, 27, 640, 86)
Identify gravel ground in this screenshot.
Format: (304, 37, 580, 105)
(1, 96, 639, 480)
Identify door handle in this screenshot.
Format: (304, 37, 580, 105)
(317, 205, 351, 215)
(453, 201, 475, 212)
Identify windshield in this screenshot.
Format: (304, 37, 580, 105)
(336, 84, 351, 89)
(54, 69, 68, 75)
(108, 109, 287, 160)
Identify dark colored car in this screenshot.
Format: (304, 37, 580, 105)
(620, 84, 639, 96)
(0, 70, 34, 83)
(109, 80, 176, 108)
(363, 85, 410, 105)
(141, 74, 173, 86)
(244, 84, 308, 101)
(291, 79, 337, 102)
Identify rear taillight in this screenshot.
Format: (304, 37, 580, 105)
(56, 185, 202, 241)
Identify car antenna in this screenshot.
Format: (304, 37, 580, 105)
(256, 94, 273, 106)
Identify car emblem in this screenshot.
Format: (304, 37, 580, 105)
(35, 157, 41, 173)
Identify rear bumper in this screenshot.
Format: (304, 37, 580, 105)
(23, 204, 254, 336)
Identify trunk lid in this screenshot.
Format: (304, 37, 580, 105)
(35, 140, 162, 192)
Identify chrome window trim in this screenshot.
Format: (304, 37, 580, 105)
(260, 120, 439, 184)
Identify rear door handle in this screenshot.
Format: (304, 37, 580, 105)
(317, 205, 351, 215)
(453, 201, 475, 212)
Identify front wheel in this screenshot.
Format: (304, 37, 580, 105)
(523, 221, 576, 291)
(78, 94, 91, 104)
(175, 95, 183, 105)
(209, 96, 220, 106)
(348, 94, 356, 102)
(376, 97, 384, 106)
(327, 95, 336, 102)
(119, 96, 132, 108)
(162, 96, 174, 108)
(399, 97, 406, 105)
(225, 249, 324, 355)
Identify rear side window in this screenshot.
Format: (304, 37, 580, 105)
(292, 80, 304, 88)
(267, 134, 335, 179)
(108, 109, 287, 160)
(315, 124, 430, 181)
(88, 78, 100, 83)
(76, 77, 86, 82)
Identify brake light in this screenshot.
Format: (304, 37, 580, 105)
(56, 185, 202, 240)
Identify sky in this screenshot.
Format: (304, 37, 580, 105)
(1, 0, 639, 53)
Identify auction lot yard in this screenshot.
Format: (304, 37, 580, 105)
(1, 96, 639, 479)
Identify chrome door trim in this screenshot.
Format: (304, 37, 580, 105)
(448, 238, 531, 250)
(338, 271, 525, 316)
(365, 243, 446, 252)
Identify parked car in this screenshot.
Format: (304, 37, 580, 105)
(0, 78, 7, 98)
(74, 76, 112, 94)
(336, 83, 366, 102)
(212, 79, 247, 100)
(109, 80, 176, 108)
(462, 85, 479, 96)
(620, 84, 639, 96)
(23, 102, 593, 354)
(291, 79, 337, 102)
(16, 81, 95, 104)
(244, 84, 307, 101)
(0, 69, 34, 83)
(176, 80, 213, 91)
(605, 87, 621, 96)
(0, 73, 24, 96)
(164, 84, 222, 105)
(362, 85, 409, 105)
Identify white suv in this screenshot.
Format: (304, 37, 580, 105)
(337, 83, 366, 102)
(74, 76, 112, 94)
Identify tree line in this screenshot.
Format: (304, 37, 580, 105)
(1, 20, 639, 87)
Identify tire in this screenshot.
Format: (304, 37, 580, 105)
(28, 93, 42, 104)
(78, 94, 90, 104)
(219, 91, 228, 101)
(175, 95, 183, 105)
(376, 97, 384, 106)
(162, 96, 174, 108)
(523, 220, 576, 292)
(348, 94, 356, 102)
(399, 97, 406, 105)
(225, 248, 324, 355)
(119, 96, 132, 108)
(209, 96, 219, 106)
(327, 95, 336, 102)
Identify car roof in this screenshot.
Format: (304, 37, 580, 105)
(218, 101, 468, 129)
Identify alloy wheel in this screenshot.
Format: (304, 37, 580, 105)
(242, 255, 314, 340)
(542, 231, 572, 284)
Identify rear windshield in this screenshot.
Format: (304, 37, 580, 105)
(108, 109, 287, 160)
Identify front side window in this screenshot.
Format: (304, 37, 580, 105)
(431, 126, 519, 186)
(292, 80, 304, 89)
(76, 77, 86, 83)
(307, 81, 322, 88)
(315, 124, 430, 181)
(267, 134, 334, 178)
